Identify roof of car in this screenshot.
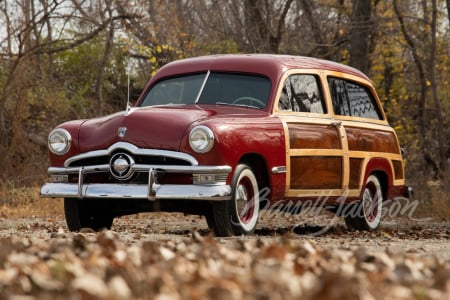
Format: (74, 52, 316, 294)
(150, 54, 370, 83)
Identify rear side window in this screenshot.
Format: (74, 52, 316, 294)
(279, 74, 326, 113)
(328, 77, 382, 120)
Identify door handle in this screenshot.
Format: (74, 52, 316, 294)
(331, 121, 342, 127)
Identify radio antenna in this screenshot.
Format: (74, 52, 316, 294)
(125, 58, 131, 115)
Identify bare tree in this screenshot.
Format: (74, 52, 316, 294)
(94, 0, 115, 116)
(243, 0, 294, 53)
(349, 0, 372, 73)
(429, 0, 448, 177)
(393, 0, 448, 179)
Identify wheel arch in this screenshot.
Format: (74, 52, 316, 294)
(362, 157, 394, 201)
(238, 153, 271, 201)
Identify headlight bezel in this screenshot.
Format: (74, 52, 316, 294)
(189, 125, 215, 153)
(48, 128, 72, 155)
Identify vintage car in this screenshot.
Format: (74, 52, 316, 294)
(41, 54, 410, 236)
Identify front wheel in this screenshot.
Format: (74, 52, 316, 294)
(64, 198, 114, 232)
(344, 175, 383, 231)
(209, 164, 260, 236)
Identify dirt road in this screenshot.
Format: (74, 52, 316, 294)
(0, 211, 449, 299)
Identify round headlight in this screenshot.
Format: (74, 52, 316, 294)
(189, 126, 214, 153)
(48, 128, 72, 155)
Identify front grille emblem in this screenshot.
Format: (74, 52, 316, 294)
(118, 127, 127, 138)
(110, 153, 134, 180)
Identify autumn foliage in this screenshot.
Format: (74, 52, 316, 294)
(0, 0, 448, 213)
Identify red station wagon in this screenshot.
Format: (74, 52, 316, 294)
(41, 54, 411, 236)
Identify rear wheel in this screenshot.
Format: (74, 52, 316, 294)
(344, 175, 383, 231)
(209, 164, 260, 236)
(64, 198, 114, 232)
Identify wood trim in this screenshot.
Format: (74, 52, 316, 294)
(280, 117, 348, 194)
(285, 189, 360, 198)
(392, 160, 405, 180)
(290, 156, 342, 189)
(349, 158, 363, 189)
(273, 68, 405, 201)
(289, 149, 345, 156)
(346, 127, 400, 154)
(289, 123, 340, 149)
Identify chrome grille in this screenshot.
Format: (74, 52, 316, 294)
(67, 154, 191, 167)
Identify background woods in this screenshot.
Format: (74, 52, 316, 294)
(0, 0, 448, 211)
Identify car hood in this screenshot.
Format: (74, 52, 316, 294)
(78, 105, 266, 152)
(78, 106, 216, 152)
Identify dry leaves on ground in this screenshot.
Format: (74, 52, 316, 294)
(0, 228, 449, 300)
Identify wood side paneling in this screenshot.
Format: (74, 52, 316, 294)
(289, 123, 341, 149)
(392, 160, 404, 180)
(349, 158, 363, 189)
(290, 156, 342, 189)
(346, 127, 400, 153)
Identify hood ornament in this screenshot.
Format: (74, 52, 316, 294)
(118, 127, 127, 138)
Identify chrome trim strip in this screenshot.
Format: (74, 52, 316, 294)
(271, 166, 287, 174)
(49, 164, 232, 175)
(195, 70, 210, 103)
(64, 142, 199, 167)
(40, 183, 231, 201)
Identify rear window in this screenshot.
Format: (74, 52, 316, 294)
(327, 77, 382, 120)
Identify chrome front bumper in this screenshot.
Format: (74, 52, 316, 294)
(40, 182, 231, 201)
(40, 165, 232, 201)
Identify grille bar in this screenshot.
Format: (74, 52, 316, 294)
(65, 142, 198, 167)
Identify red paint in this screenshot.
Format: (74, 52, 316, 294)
(362, 157, 405, 200)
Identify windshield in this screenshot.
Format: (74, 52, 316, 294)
(140, 72, 271, 109)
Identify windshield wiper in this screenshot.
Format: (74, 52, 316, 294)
(215, 101, 260, 109)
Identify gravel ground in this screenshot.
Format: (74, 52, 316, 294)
(0, 209, 449, 299)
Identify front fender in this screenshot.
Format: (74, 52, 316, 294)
(180, 116, 286, 196)
(48, 120, 85, 167)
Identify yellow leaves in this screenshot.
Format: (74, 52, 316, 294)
(340, 49, 350, 62)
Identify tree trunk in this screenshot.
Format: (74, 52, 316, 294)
(95, 0, 115, 116)
(447, 0, 450, 25)
(244, 0, 270, 52)
(429, 0, 448, 178)
(244, 0, 293, 53)
(349, 0, 372, 73)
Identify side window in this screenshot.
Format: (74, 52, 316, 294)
(278, 74, 326, 113)
(328, 77, 351, 116)
(328, 77, 382, 120)
(346, 82, 382, 119)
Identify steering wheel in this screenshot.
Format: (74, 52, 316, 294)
(232, 97, 265, 108)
